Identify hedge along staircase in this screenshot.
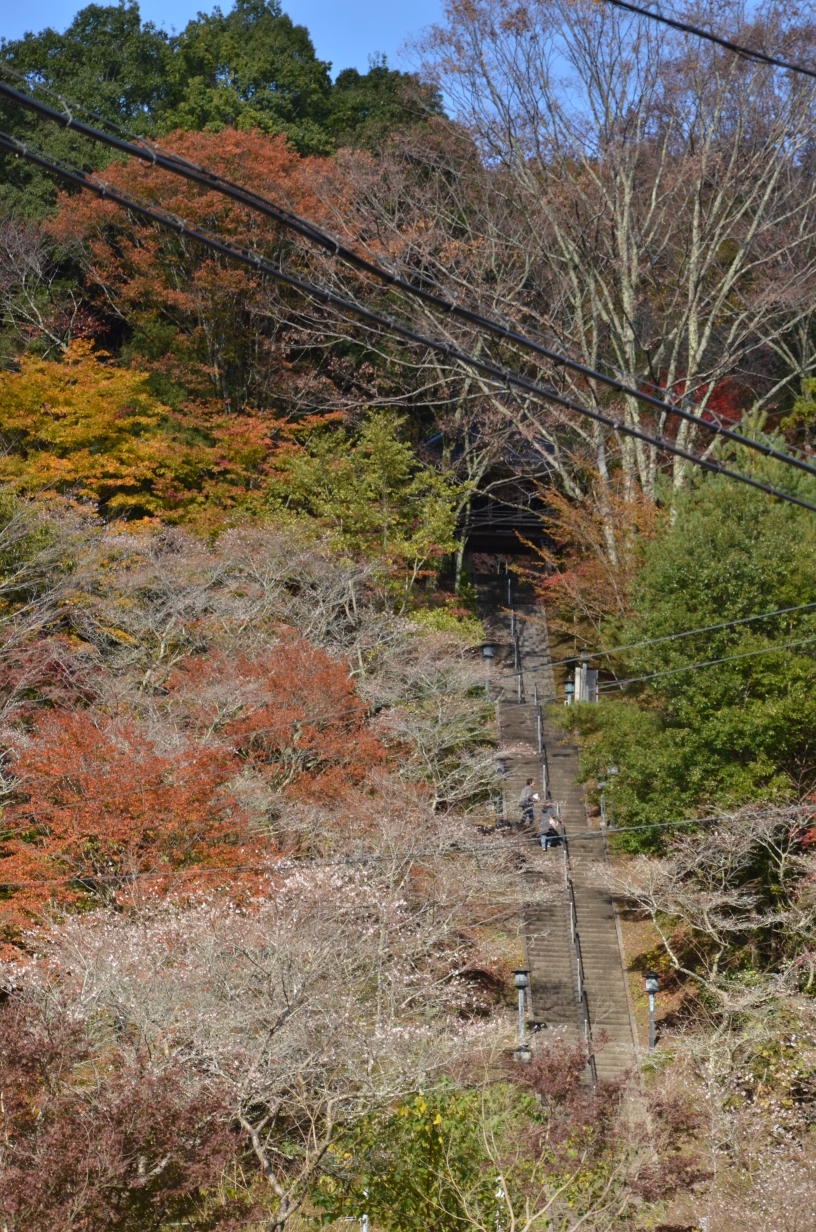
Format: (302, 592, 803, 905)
(474, 569, 637, 1082)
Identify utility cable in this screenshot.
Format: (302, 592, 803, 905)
(499, 631, 816, 694)
(600, 0, 816, 81)
(1, 130, 815, 518)
(594, 802, 813, 837)
(589, 801, 813, 836)
(0, 835, 565, 891)
(489, 597, 816, 681)
(1, 803, 813, 893)
(597, 632, 816, 690)
(2, 75, 816, 485)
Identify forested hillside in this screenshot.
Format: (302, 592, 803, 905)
(3, 0, 816, 1228)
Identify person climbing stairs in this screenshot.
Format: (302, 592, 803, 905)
(474, 563, 637, 1080)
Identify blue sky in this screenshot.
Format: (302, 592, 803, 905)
(0, 0, 445, 76)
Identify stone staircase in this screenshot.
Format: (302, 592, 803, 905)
(474, 569, 636, 1080)
(523, 851, 584, 1044)
(542, 719, 637, 1082)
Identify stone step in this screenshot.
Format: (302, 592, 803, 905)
(475, 583, 637, 1081)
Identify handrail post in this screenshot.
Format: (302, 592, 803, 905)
(563, 837, 595, 1083)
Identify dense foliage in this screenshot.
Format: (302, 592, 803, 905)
(42, 125, 345, 406)
(313, 1060, 642, 1232)
(563, 470, 816, 842)
(0, 340, 269, 518)
(0, 0, 442, 215)
(267, 410, 464, 605)
(3, 0, 816, 1226)
(0, 477, 519, 1221)
(0, 1001, 241, 1231)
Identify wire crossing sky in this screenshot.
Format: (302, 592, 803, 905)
(490, 599, 816, 681)
(597, 635, 816, 691)
(600, 0, 816, 80)
(3, 72, 816, 493)
(4, 126, 816, 518)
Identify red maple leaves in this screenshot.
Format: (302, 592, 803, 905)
(0, 634, 385, 944)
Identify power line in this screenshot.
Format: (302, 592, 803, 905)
(572, 599, 816, 660)
(600, 0, 816, 81)
(2, 803, 813, 894)
(1, 131, 815, 520)
(591, 802, 812, 835)
(602, 803, 813, 836)
(511, 633, 816, 696)
(490, 598, 816, 681)
(0, 834, 561, 892)
(2, 76, 816, 486)
(598, 632, 816, 690)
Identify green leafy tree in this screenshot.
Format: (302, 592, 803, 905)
(313, 1091, 492, 1232)
(157, 0, 441, 149)
(311, 1069, 638, 1232)
(267, 411, 464, 608)
(563, 471, 816, 846)
(0, 0, 443, 217)
(326, 59, 443, 149)
(0, 3, 172, 216)
(155, 0, 333, 152)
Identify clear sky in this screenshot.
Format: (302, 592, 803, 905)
(0, 0, 445, 76)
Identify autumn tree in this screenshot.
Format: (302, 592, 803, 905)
(43, 124, 481, 443)
(29, 117, 530, 576)
(164, 638, 386, 795)
(0, 0, 441, 218)
(44, 128, 338, 412)
(0, 625, 403, 941)
(0, 998, 241, 1232)
(527, 475, 656, 641)
(0, 341, 269, 521)
(405, 0, 816, 531)
(0, 506, 499, 938)
(0, 708, 257, 942)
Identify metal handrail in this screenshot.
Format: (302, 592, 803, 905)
(500, 581, 592, 1074)
(563, 839, 598, 1083)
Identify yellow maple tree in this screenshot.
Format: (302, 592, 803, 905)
(0, 342, 270, 522)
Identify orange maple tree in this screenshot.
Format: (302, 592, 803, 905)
(47, 129, 346, 415)
(167, 636, 385, 795)
(0, 633, 386, 946)
(526, 474, 657, 639)
(0, 709, 254, 939)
